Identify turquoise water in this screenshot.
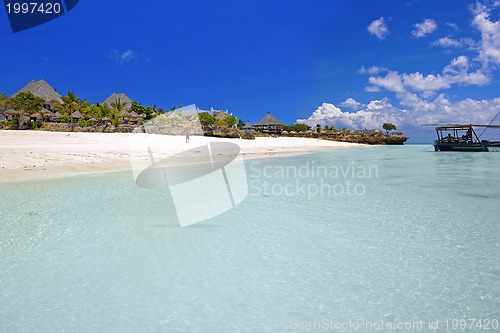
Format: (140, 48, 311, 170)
(1, 145, 499, 332)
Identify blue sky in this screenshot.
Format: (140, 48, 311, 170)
(1, 0, 499, 142)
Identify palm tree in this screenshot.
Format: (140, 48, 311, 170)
(111, 98, 128, 122)
(53, 91, 89, 123)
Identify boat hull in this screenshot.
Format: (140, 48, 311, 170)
(488, 142, 500, 152)
(434, 143, 489, 152)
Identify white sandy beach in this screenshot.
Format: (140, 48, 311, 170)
(0, 130, 361, 183)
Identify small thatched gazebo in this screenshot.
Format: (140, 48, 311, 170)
(4, 109, 18, 120)
(30, 112, 43, 121)
(128, 111, 142, 124)
(243, 121, 254, 133)
(40, 108, 53, 121)
(71, 111, 84, 120)
(253, 112, 285, 135)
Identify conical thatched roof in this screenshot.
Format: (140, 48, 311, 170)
(129, 111, 140, 118)
(4, 109, 18, 115)
(103, 93, 132, 110)
(254, 112, 285, 126)
(14, 79, 63, 103)
(71, 111, 84, 119)
(243, 121, 254, 129)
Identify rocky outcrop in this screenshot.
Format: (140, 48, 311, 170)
(241, 132, 256, 140)
(203, 127, 240, 138)
(37, 123, 137, 133)
(280, 130, 408, 144)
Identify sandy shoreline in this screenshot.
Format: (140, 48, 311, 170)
(0, 130, 362, 183)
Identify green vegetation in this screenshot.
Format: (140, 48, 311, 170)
(53, 91, 89, 124)
(56, 114, 70, 123)
(237, 119, 244, 129)
(283, 123, 311, 132)
(383, 123, 397, 135)
(87, 103, 117, 126)
(198, 111, 215, 126)
(78, 119, 92, 127)
(224, 115, 237, 127)
(130, 101, 156, 120)
(6, 92, 43, 127)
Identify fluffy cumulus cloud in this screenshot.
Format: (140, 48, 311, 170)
(412, 19, 437, 38)
(405, 94, 500, 125)
(109, 49, 137, 65)
(297, 100, 402, 130)
(472, 3, 500, 66)
(368, 71, 406, 93)
(297, 95, 500, 132)
(340, 98, 364, 110)
(365, 56, 490, 97)
(368, 17, 389, 40)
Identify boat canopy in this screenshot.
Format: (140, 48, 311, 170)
(421, 124, 500, 130)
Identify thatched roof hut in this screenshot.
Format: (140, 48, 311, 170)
(253, 112, 285, 134)
(30, 112, 43, 120)
(4, 109, 18, 116)
(40, 108, 53, 120)
(71, 111, 84, 119)
(129, 111, 140, 118)
(103, 93, 133, 110)
(14, 79, 63, 104)
(243, 121, 254, 133)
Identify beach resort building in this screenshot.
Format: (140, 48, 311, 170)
(15, 79, 63, 111)
(253, 112, 285, 135)
(103, 93, 133, 110)
(243, 122, 254, 133)
(103, 92, 141, 124)
(4, 79, 64, 121)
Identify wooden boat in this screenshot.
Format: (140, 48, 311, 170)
(423, 124, 500, 152)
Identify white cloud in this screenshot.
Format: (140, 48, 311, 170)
(472, 3, 500, 66)
(445, 22, 460, 31)
(365, 86, 381, 92)
(358, 65, 389, 75)
(412, 19, 437, 38)
(297, 95, 500, 132)
(297, 102, 401, 130)
(368, 17, 389, 40)
(368, 71, 406, 93)
(432, 37, 462, 48)
(367, 56, 490, 96)
(405, 94, 500, 125)
(110, 49, 137, 65)
(432, 37, 476, 49)
(340, 98, 364, 110)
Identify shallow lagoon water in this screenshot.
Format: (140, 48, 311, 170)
(1, 145, 499, 332)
